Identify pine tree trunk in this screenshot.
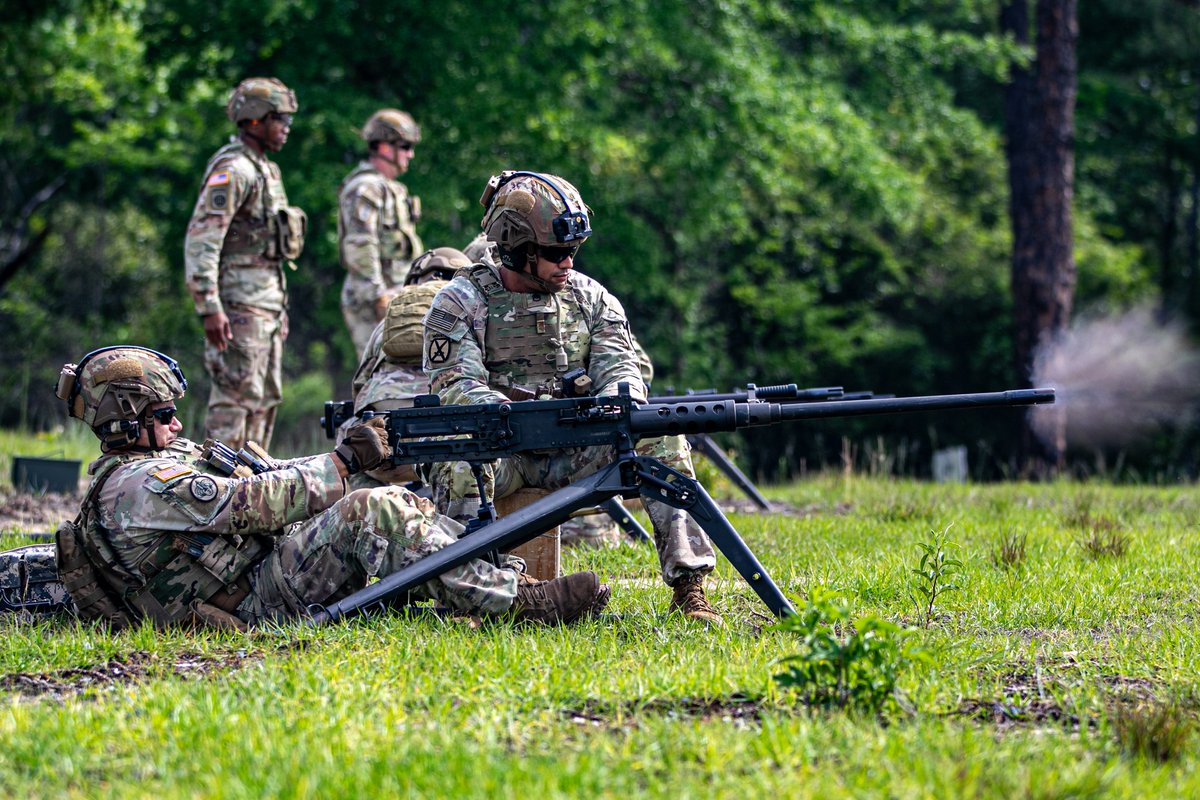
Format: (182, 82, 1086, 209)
(1002, 0, 1078, 477)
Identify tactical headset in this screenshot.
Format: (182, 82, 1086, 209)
(481, 170, 592, 260)
(57, 346, 188, 449)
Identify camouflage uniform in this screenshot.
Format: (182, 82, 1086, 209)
(352, 318, 428, 415)
(559, 333, 657, 548)
(184, 135, 295, 450)
(338, 162, 424, 355)
(342, 319, 429, 490)
(423, 252, 716, 586)
(80, 437, 519, 626)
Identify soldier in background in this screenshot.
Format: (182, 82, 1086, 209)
(344, 247, 469, 489)
(184, 77, 307, 451)
(423, 171, 723, 624)
(339, 109, 425, 357)
(52, 346, 610, 630)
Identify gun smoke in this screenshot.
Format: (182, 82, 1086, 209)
(1031, 305, 1200, 448)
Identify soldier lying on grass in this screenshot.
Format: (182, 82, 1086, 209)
(51, 346, 610, 632)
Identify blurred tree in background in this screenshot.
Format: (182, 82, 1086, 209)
(0, 0, 1193, 478)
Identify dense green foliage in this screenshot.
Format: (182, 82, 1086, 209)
(1, 1, 1194, 472)
(3, 475, 1200, 796)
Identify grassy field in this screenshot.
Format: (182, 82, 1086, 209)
(2, 470, 1198, 798)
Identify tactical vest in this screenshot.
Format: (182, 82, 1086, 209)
(381, 280, 448, 362)
(465, 264, 596, 394)
(206, 141, 306, 265)
(70, 443, 272, 627)
(339, 165, 423, 284)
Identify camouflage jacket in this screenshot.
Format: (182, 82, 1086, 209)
(184, 137, 293, 316)
(82, 438, 344, 609)
(338, 162, 423, 305)
(422, 251, 645, 406)
(352, 320, 428, 412)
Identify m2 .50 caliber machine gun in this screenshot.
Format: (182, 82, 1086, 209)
(308, 383, 1054, 624)
(320, 382, 856, 522)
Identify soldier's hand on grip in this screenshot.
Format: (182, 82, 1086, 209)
(333, 416, 390, 474)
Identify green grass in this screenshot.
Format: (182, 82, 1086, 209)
(3, 471, 1200, 797)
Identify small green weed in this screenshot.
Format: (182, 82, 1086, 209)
(909, 526, 962, 628)
(991, 531, 1028, 570)
(773, 587, 922, 715)
(1109, 697, 1195, 762)
(1078, 530, 1130, 560)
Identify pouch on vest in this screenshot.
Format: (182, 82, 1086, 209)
(382, 280, 448, 361)
(54, 518, 135, 629)
(276, 206, 307, 260)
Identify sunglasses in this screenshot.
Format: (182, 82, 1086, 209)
(393, 141, 415, 152)
(149, 407, 178, 425)
(267, 112, 293, 126)
(539, 244, 580, 264)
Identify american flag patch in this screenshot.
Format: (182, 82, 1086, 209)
(207, 172, 230, 187)
(152, 465, 193, 482)
(426, 307, 459, 334)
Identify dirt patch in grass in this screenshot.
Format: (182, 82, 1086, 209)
(0, 650, 256, 701)
(565, 693, 764, 729)
(0, 488, 80, 537)
(952, 671, 1162, 730)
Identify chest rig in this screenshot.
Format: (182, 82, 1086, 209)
(341, 165, 422, 279)
(465, 265, 596, 393)
(209, 141, 304, 265)
(76, 440, 273, 626)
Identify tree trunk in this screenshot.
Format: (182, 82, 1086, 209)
(1002, 0, 1078, 477)
(1188, 78, 1200, 325)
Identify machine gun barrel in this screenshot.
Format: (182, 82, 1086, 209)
(631, 388, 1055, 437)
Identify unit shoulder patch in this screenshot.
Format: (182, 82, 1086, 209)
(427, 334, 453, 365)
(189, 476, 219, 502)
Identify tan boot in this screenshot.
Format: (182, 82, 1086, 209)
(670, 575, 724, 625)
(511, 571, 611, 624)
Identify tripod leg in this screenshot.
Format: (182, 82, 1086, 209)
(600, 497, 652, 543)
(634, 457, 795, 617)
(690, 434, 771, 511)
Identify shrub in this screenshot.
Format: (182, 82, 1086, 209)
(773, 587, 923, 715)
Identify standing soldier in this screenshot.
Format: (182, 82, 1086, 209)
(339, 109, 425, 357)
(423, 171, 723, 624)
(184, 77, 307, 451)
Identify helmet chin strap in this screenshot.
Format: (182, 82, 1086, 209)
(241, 121, 270, 151)
(523, 253, 559, 293)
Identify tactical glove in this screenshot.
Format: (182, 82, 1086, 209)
(334, 416, 390, 474)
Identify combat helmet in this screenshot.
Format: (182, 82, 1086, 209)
(479, 171, 592, 274)
(56, 347, 188, 451)
(362, 109, 421, 145)
(226, 77, 298, 123)
(406, 247, 470, 285)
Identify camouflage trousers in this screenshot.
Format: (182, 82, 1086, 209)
(431, 435, 716, 586)
(204, 304, 285, 450)
(238, 485, 519, 625)
(561, 508, 627, 549)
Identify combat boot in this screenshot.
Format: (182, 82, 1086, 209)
(511, 570, 610, 624)
(670, 575, 724, 625)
